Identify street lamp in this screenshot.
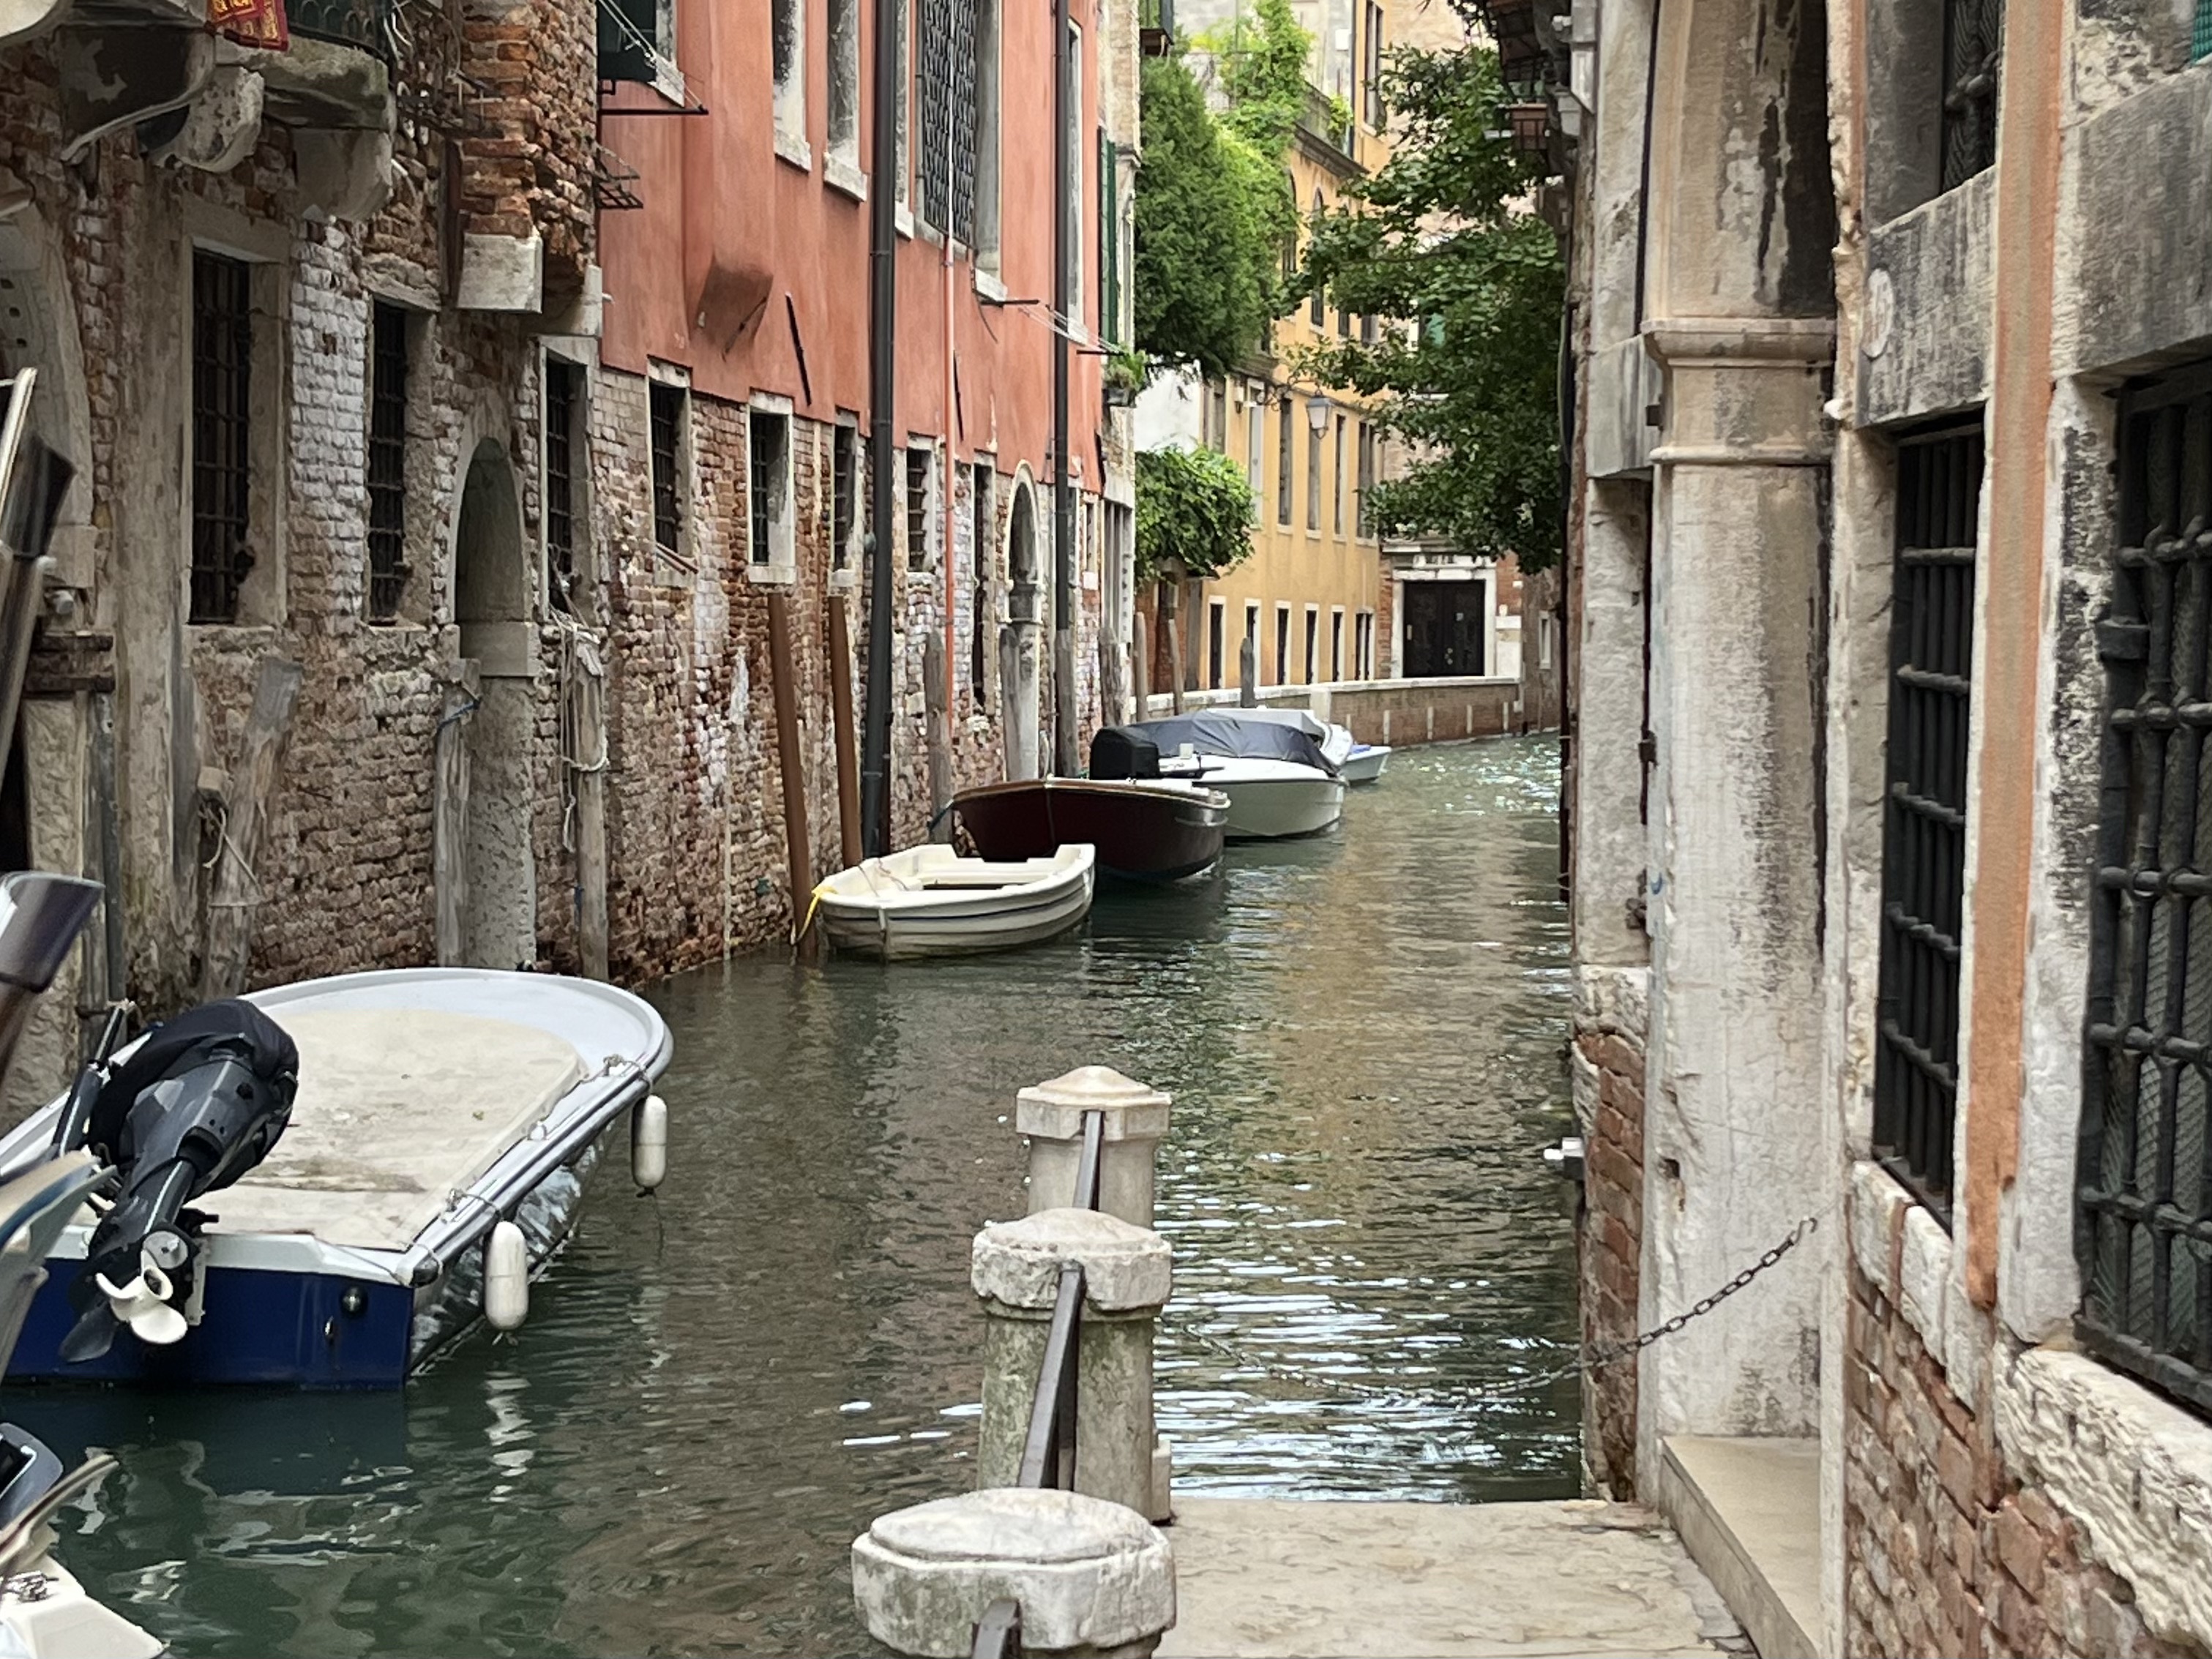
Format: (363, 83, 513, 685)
(1305, 394, 1331, 435)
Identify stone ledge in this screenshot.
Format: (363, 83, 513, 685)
(1997, 1345, 2212, 1651)
(1656, 1435, 1821, 1659)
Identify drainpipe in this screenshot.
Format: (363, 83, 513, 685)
(861, 0, 900, 855)
(1050, 0, 1077, 776)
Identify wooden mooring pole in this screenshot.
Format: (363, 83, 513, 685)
(829, 589, 863, 871)
(766, 591, 817, 954)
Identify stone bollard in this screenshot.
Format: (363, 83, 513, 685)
(852, 1486, 1176, 1658)
(974, 1209, 1169, 1519)
(1020, 1067, 1171, 1228)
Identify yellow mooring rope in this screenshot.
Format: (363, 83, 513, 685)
(797, 879, 833, 943)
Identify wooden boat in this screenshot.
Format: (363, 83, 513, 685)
(0, 968, 673, 1389)
(815, 845, 1096, 959)
(1116, 714, 1347, 840)
(952, 776, 1229, 883)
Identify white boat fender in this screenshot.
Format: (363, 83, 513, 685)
(483, 1220, 528, 1332)
(95, 1259, 189, 1347)
(632, 1094, 668, 1191)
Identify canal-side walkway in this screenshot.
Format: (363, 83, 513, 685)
(1160, 1497, 1746, 1658)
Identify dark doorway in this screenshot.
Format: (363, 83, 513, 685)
(1400, 581, 1487, 677)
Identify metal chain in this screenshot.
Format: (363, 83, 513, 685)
(1587, 1213, 1820, 1370)
(1159, 1213, 1823, 1412)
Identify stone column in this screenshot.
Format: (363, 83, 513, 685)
(974, 1208, 1170, 1519)
(852, 1487, 1175, 1659)
(1019, 1066, 1171, 1227)
(1638, 318, 1832, 1459)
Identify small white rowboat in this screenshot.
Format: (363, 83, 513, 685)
(815, 845, 1096, 960)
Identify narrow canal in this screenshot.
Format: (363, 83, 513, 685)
(29, 735, 1576, 1658)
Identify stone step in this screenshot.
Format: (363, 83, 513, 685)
(1655, 1435, 1823, 1659)
(1157, 1495, 1748, 1658)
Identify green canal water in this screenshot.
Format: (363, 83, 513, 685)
(25, 735, 1577, 1658)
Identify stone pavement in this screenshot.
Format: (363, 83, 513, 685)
(1157, 1497, 1752, 1658)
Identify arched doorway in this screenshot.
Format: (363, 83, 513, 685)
(1006, 482, 1039, 623)
(437, 439, 537, 969)
(1001, 477, 1042, 781)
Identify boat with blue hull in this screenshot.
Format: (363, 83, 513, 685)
(0, 967, 673, 1390)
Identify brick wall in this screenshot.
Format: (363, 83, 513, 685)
(1574, 970, 1645, 1500)
(1842, 1246, 2202, 1658)
(0, 16, 597, 1089)
(593, 378, 1110, 978)
(1328, 677, 1523, 746)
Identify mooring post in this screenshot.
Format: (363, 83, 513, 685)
(973, 1209, 1170, 1518)
(1018, 1067, 1170, 1227)
(851, 1487, 1175, 1658)
(1238, 635, 1257, 708)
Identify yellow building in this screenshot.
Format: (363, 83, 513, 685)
(1139, 0, 1398, 694)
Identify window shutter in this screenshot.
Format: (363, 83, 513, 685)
(1097, 130, 1118, 345)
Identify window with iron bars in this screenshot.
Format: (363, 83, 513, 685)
(545, 359, 580, 608)
(907, 446, 933, 572)
(2080, 361, 2212, 1416)
(649, 382, 684, 555)
(367, 302, 411, 623)
(190, 250, 254, 626)
(750, 408, 792, 567)
(832, 422, 859, 570)
(971, 460, 994, 703)
(918, 0, 980, 242)
(1940, 0, 2001, 192)
(1871, 422, 1983, 1221)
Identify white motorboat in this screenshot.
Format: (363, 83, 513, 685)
(1203, 706, 1387, 782)
(0, 872, 162, 1658)
(1337, 743, 1391, 784)
(0, 967, 673, 1389)
(1118, 714, 1347, 840)
(814, 844, 1096, 959)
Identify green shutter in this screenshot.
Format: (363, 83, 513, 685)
(2197, 0, 2212, 61)
(1098, 130, 1119, 345)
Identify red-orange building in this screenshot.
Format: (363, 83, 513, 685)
(589, 0, 1140, 967)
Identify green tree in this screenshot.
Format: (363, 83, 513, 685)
(1210, 0, 1311, 154)
(1133, 56, 1288, 377)
(1135, 446, 1259, 584)
(1296, 44, 1564, 568)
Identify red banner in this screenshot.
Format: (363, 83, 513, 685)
(209, 0, 289, 50)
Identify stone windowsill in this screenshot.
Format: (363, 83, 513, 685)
(774, 128, 812, 173)
(747, 560, 799, 587)
(1995, 1346, 2212, 1652)
(895, 203, 914, 239)
(976, 269, 1008, 303)
(825, 152, 867, 201)
(1847, 1160, 1975, 1394)
(829, 568, 861, 592)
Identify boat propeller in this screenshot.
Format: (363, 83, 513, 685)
(59, 999, 298, 1364)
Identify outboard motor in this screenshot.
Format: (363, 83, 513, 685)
(1090, 726, 1162, 781)
(59, 1000, 297, 1363)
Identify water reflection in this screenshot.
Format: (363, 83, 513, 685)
(25, 735, 1572, 1658)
